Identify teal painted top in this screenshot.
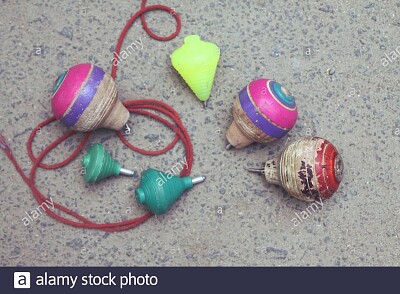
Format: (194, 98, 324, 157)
(81, 143, 121, 183)
(135, 168, 194, 215)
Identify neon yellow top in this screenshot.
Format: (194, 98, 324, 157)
(171, 35, 220, 101)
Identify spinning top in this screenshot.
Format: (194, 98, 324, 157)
(81, 143, 134, 183)
(247, 137, 344, 201)
(171, 35, 220, 107)
(226, 78, 298, 149)
(135, 168, 206, 215)
(51, 63, 130, 132)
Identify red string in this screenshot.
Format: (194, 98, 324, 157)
(0, 0, 191, 232)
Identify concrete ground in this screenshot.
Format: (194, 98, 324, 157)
(0, 0, 399, 266)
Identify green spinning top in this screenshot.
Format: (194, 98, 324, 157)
(135, 168, 205, 215)
(81, 143, 134, 183)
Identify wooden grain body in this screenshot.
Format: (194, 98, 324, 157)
(74, 73, 129, 131)
(226, 96, 277, 148)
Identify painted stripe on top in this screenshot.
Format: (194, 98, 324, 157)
(239, 86, 289, 138)
(51, 63, 92, 119)
(315, 138, 341, 199)
(248, 79, 298, 129)
(269, 80, 296, 108)
(61, 65, 105, 127)
(52, 71, 68, 95)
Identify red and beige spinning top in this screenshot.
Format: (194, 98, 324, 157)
(247, 137, 344, 201)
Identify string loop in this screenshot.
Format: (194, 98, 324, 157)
(1, 0, 190, 232)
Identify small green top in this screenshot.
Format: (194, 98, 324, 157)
(81, 144, 121, 183)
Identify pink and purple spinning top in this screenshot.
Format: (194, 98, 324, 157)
(239, 78, 298, 139)
(51, 63, 128, 132)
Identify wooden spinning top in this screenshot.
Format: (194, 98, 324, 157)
(51, 63, 129, 132)
(247, 137, 344, 201)
(226, 78, 298, 149)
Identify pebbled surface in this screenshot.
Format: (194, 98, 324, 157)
(0, 0, 399, 266)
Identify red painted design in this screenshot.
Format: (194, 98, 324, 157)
(315, 138, 342, 199)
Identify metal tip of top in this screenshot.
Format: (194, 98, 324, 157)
(119, 168, 135, 176)
(192, 176, 206, 185)
(225, 144, 232, 150)
(244, 164, 265, 175)
(203, 100, 208, 109)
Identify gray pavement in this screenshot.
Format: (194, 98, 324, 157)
(0, 0, 399, 266)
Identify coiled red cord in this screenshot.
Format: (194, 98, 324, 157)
(0, 0, 193, 232)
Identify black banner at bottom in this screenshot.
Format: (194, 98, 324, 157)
(2, 267, 398, 293)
